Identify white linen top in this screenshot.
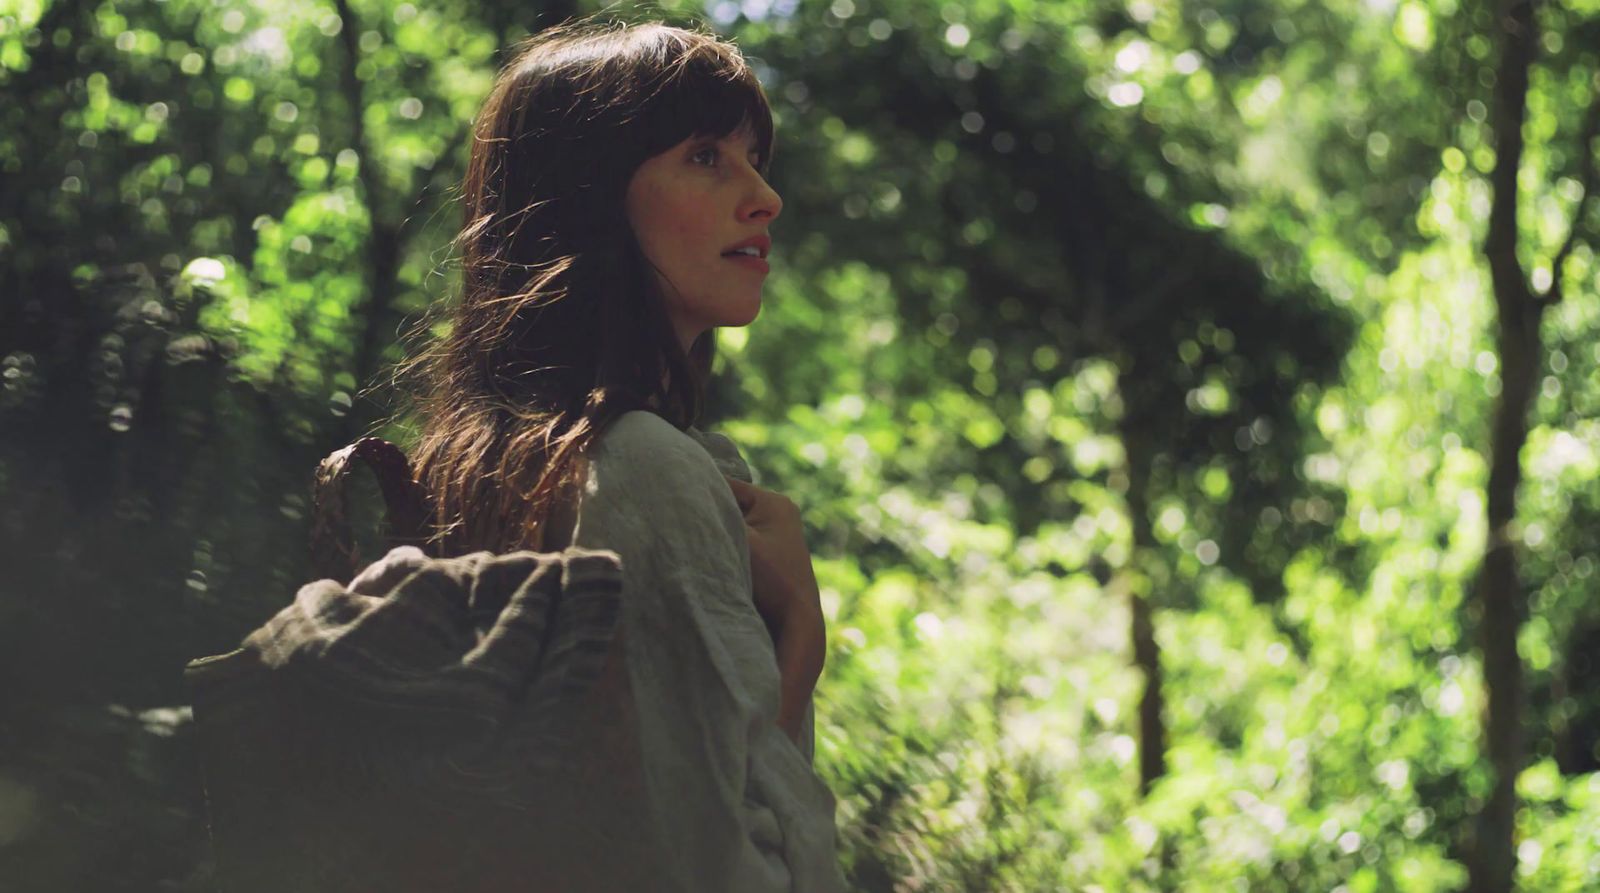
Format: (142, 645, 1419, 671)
(564, 409, 847, 893)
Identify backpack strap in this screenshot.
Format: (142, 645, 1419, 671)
(310, 437, 433, 582)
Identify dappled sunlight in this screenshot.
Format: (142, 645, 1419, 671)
(4, 0, 1600, 889)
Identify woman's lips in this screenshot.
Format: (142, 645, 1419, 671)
(723, 254, 770, 274)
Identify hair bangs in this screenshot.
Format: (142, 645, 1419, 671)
(629, 36, 775, 174)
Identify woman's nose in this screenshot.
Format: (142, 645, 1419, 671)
(744, 176, 782, 222)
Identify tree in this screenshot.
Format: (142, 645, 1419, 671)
(1471, 0, 1599, 888)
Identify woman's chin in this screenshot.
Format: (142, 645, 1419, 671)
(723, 298, 762, 328)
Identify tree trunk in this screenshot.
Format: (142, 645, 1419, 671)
(1472, 0, 1600, 879)
(1118, 390, 1167, 796)
(329, 0, 399, 443)
(1471, 0, 1538, 889)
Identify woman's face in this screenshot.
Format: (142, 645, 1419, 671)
(625, 122, 783, 352)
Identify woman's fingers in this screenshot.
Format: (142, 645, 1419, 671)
(724, 474, 756, 513)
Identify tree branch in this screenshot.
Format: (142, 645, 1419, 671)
(1536, 89, 1600, 308)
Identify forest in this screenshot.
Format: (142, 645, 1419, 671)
(1, 0, 1598, 890)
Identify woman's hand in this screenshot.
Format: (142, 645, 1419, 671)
(725, 475, 825, 744)
(724, 477, 822, 640)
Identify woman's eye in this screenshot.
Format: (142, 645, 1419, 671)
(691, 144, 765, 177)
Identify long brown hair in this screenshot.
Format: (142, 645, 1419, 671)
(390, 17, 775, 557)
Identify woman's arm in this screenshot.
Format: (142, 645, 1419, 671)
(568, 411, 844, 893)
(773, 603, 824, 745)
(724, 474, 826, 748)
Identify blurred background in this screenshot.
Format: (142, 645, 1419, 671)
(2, 0, 1598, 889)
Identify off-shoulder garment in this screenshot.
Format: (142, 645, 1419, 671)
(564, 410, 847, 892)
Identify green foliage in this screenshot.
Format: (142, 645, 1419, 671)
(2, 0, 1597, 890)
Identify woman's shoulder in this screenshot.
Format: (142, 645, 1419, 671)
(573, 410, 745, 548)
(586, 410, 725, 494)
(592, 410, 703, 463)
(683, 427, 755, 485)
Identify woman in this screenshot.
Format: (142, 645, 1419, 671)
(394, 16, 845, 892)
